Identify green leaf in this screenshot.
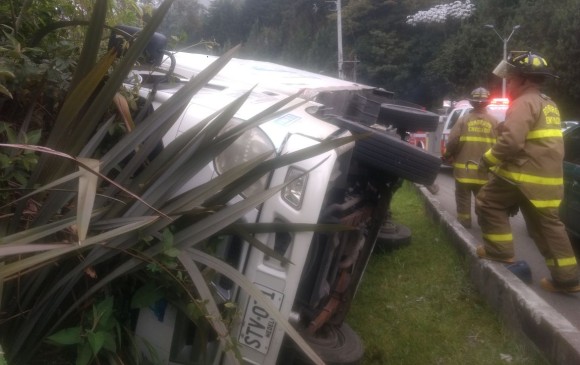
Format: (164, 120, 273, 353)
(46, 327, 82, 345)
(3, 125, 17, 144)
(0, 154, 10, 167)
(0, 84, 12, 99)
(98, 315, 118, 332)
(76, 342, 93, 365)
(41, 50, 117, 176)
(70, 0, 108, 90)
(186, 301, 206, 322)
(0, 69, 15, 79)
(12, 172, 27, 186)
(162, 228, 174, 248)
(87, 331, 106, 357)
(76, 158, 99, 243)
(131, 283, 163, 309)
(164, 248, 180, 258)
(94, 297, 114, 325)
(0, 344, 8, 365)
(26, 129, 42, 145)
(102, 334, 117, 352)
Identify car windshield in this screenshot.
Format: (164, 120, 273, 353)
(447, 108, 467, 130)
(486, 98, 509, 122)
(487, 107, 508, 122)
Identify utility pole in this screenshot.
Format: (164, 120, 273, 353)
(327, 1, 344, 79)
(336, 0, 344, 79)
(484, 24, 520, 98)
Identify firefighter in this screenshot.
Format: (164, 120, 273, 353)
(475, 51, 580, 293)
(443, 87, 498, 228)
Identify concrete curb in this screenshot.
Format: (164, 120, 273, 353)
(416, 184, 580, 365)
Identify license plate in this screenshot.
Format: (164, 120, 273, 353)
(238, 283, 284, 354)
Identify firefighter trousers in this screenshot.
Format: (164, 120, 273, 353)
(455, 180, 482, 227)
(475, 177, 579, 284)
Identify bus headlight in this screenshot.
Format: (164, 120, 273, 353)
(214, 119, 276, 197)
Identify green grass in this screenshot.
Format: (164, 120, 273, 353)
(347, 182, 549, 365)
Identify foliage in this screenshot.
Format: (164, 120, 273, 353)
(45, 297, 122, 365)
(202, 0, 243, 53)
(0, 0, 343, 364)
(157, 0, 205, 49)
(0, 67, 14, 99)
(0, 122, 41, 201)
(0, 0, 144, 145)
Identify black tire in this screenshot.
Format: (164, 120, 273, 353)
(375, 221, 412, 252)
(355, 144, 439, 185)
(330, 116, 441, 185)
(378, 103, 440, 132)
(289, 323, 364, 365)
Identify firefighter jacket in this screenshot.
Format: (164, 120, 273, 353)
(445, 109, 498, 184)
(482, 85, 564, 208)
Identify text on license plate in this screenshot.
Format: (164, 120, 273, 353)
(238, 283, 284, 354)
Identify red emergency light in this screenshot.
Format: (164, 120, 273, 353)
(489, 97, 509, 108)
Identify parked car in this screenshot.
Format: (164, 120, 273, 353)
(118, 28, 441, 365)
(439, 97, 509, 164)
(562, 120, 579, 132)
(561, 124, 580, 246)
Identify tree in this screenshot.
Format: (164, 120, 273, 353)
(187, 0, 580, 116)
(203, 0, 243, 52)
(158, 0, 205, 49)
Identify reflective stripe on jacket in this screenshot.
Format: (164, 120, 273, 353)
(446, 110, 498, 184)
(482, 86, 564, 208)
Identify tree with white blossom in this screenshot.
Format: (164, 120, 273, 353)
(406, 0, 475, 26)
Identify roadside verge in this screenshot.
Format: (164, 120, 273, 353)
(416, 184, 580, 365)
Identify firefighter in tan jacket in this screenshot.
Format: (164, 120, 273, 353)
(444, 87, 498, 228)
(475, 51, 580, 293)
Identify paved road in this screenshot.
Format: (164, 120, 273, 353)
(432, 168, 580, 330)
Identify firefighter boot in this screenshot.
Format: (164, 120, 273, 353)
(457, 213, 471, 229)
(458, 218, 472, 229)
(540, 278, 580, 293)
(476, 245, 515, 264)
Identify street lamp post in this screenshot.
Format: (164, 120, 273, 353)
(484, 24, 520, 98)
